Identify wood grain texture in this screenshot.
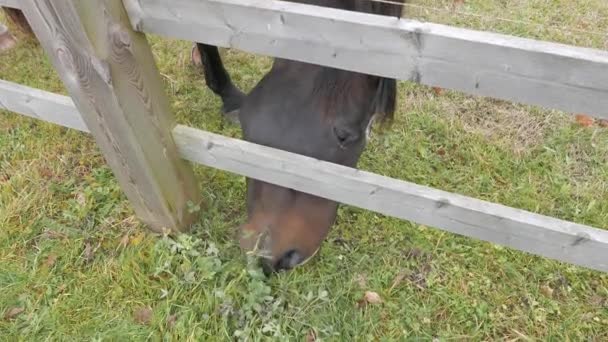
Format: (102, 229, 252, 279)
(2, 81, 607, 272)
(19, 0, 201, 233)
(0, 80, 88, 132)
(127, 0, 608, 119)
(173, 125, 608, 273)
(0, 0, 20, 9)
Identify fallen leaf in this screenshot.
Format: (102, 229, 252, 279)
(357, 291, 383, 308)
(305, 329, 317, 342)
(540, 285, 554, 298)
(598, 119, 608, 128)
(134, 307, 153, 325)
(83, 242, 94, 262)
(167, 314, 178, 329)
(432, 87, 443, 95)
(4, 307, 24, 320)
(57, 284, 67, 293)
(191, 45, 202, 66)
(76, 192, 86, 206)
(44, 254, 58, 268)
(575, 114, 594, 127)
(119, 234, 130, 248)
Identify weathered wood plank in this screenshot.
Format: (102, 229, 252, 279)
(2, 81, 606, 272)
(126, 0, 608, 119)
(0, 0, 21, 9)
(0, 80, 88, 132)
(173, 125, 608, 273)
(19, 0, 201, 233)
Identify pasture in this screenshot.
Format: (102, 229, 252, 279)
(1, 0, 607, 339)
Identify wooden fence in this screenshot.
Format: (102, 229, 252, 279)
(1, 0, 607, 272)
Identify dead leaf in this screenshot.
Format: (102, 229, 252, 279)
(57, 284, 67, 293)
(119, 234, 130, 248)
(353, 273, 367, 289)
(167, 314, 177, 329)
(432, 86, 443, 96)
(540, 285, 554, 298)
(357, 291, 383, 308)
(191, 45, 202, 67)
(83, 242, 94, 262)
(4, 307, 24, 320)
(436, 147, 446, 156)
(305, 329, 317, 342)
(575, 114, 594, 127)
(44, 254, 58, 268)
(598, 119, 608, 128)
(76, 192, 86, 206)
(134, 307, 153, 325)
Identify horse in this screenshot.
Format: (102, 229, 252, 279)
(2, 2, 407, 273)
(194, 0, 407, 273)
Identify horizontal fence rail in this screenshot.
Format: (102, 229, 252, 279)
(121, 0, 608, 119)
(0, 80, 88, 132)
(0, 0, 19, 9)
(1, 80, 607, 272)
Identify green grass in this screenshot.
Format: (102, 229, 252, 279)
(1, 1, 607, 340)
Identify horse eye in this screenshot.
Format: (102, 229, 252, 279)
(333, 126, 359, 146)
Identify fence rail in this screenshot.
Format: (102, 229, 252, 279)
(0, 0, 19, 9)
(1, 0, 607, 273)
(125, 0, 608, 119)
(1, 79, 607, 272)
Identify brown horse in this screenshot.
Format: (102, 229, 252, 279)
(195, 0, 406, 273)
(2, 2, 406, 273)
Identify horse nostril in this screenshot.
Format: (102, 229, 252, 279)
(275, 249, 303, 271)
(258, 250, 304, 275)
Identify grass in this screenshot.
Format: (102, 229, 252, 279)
(1, 0, 608, 340)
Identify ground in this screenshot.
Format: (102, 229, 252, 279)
(1, 0, 607, 340)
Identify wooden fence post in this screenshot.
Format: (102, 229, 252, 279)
(20, 0, 202, 233)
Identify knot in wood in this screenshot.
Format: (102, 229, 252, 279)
(109, 24, 132, 50)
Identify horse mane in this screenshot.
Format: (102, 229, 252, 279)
(356, 0, 406, 126)
(308, 0, 406, 126)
